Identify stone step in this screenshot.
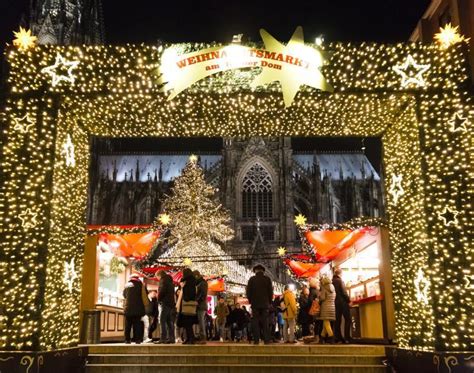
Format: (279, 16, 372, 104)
(85, 343, 386, 356)
(88, 353, 385, 365)
(85, 363, 388, 373)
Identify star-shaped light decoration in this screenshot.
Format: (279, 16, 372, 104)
(294, 214, 307, 227)
(439, 206, 459, 227)
(189, 154, 198, 163)
(250, 26, 333, 107)
(13, 114, 35, 134)
(448, 112, 469, 133)
(277, 247, 287, 256)
(42, 53, 80, 87)
(183, 258, 193, 266)
(392, 55, 430, 88)
(434, 23, 469, 50)
(388, 174, 405, 205)
(464, 274, 474, 290)
(63, 258, 78, 293)
(158, 213, 171, 225)
(18, 208, 39, 230)
(13, 27, 37, 52)
(62, 134, 75, 167)
(414, 268, 430, 305)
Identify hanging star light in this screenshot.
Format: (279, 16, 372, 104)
(448, 112, 469, 133)
(12, 114, 35, 134)
(63, 258, 78, 293)
(277, 247, 287, 256)
(392, 55, 430, 88)
(294, 214, 307, 226)
(434, 23, 469, 49)
(62, 134, 75, 167)
(439, 206, 459, 227)
(18, 208, 39, 230)
(42, 53, 80, 87)
(183, 258, 193, 266)
(158, 213, 171, 225)
(388, 174, 405, 205)
(250, 26, 333, 107)
(414, 268, 430, 305)
(12, 27, 37, 52)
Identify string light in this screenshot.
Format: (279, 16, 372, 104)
(0, 40, 471, 353)
(388, 174, 405, 205)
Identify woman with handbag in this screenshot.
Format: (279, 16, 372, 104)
(176, 268, 198, 344)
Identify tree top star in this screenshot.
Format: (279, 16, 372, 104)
(250, 26, 333, 107)
(392, 55, 430, 88)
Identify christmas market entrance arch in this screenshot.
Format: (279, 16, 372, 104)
(1, 40, 472, 356)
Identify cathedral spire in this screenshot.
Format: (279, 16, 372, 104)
(30, 0, 104, 45)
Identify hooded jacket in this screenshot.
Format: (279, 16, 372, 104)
(282, 289, 297, 320)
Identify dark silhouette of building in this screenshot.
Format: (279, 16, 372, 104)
(29, 0, 104, 45)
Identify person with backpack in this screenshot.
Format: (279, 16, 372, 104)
(281, 285, 297, 343)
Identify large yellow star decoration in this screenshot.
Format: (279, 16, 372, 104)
(13, 27, 37, 52)
(18, 208, 39, 230)
(250, 26, 333, 107)
(434, 23, 469, 50)
(42, 53, 80, 87)
(294, 214, 307, 227)
(277, 247, 287, 256)
(183, 258, 193, 267)
(13, 114, 35, 133)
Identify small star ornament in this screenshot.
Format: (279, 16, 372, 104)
(18, 208, 39, 230)
(63, 258, 78, 293)
(392, 55, 430, 88)
(388, 174, 405, 205)
(414, 268, 430, 305)
(464, 274, 474, 290)
(62, 134, 75, 167)
(13, 114, 35, 133)
(42, 53, 79, 87)
(13, 27, 37, 51)
(294, 214, 307, 226)
(183, 258, 193, 266)
(448, 112, 469, 133)
(277, 247, 287, 256)
(439, 206, 459, 227)
(158, 213, 171, 225)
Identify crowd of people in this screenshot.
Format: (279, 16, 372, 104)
(122, 264, 353, 345)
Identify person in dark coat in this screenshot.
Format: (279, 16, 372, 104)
(246, 264, 273, 344)
(230, 303, 247, 341)
(146, 290, 159, 341)
(194, 270, 208, 343)
(123, 274, 145, 344)
(308, 277, 322, 342)
(332, 268, 352, 343)
(177, 268, 197, 344)
(297, 286, 311, 337)
(156, 270, 176, 344)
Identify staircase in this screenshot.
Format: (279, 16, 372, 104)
(85, 343, 388, 373)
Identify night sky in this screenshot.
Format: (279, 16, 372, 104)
(2, 0, 430, 48)
(1, 0, 430, 170)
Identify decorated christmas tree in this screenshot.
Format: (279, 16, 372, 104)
(157, 155, 253, 284)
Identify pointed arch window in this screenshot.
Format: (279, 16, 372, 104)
(242, 163, 273, 219)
